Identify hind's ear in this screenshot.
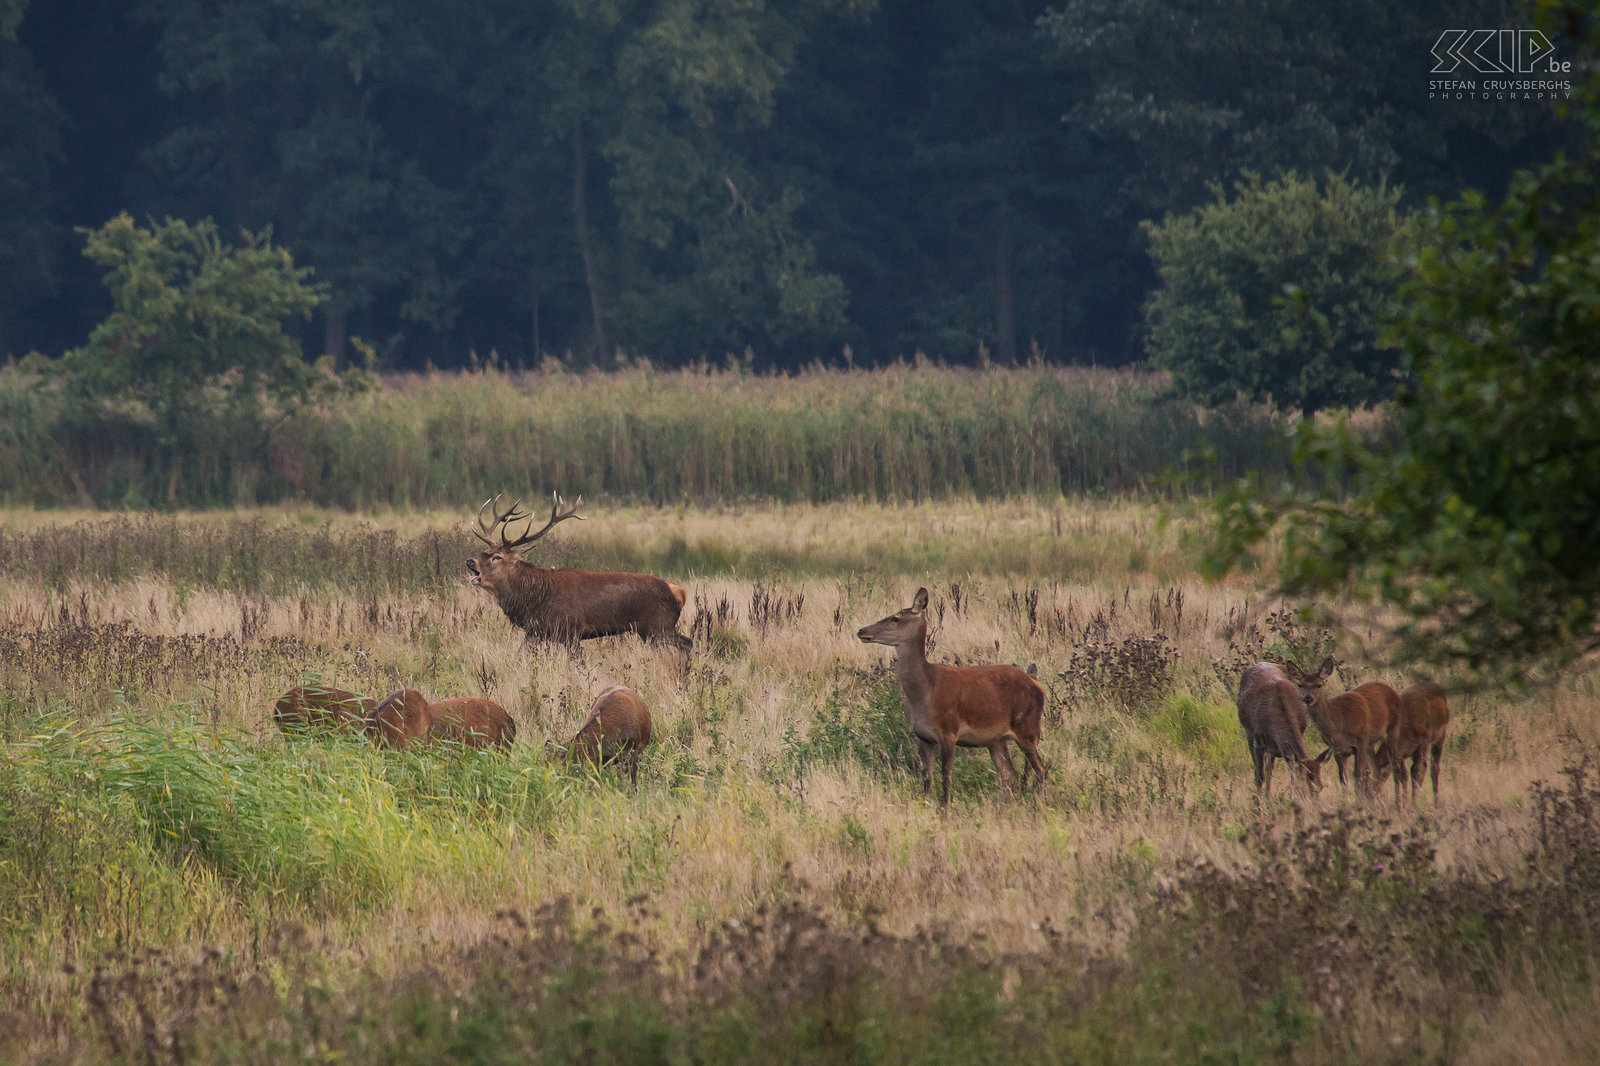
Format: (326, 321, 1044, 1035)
(1285, 661, 1303, 681)
(1314, 748, 1333, 764)
(911, 587, 929, 613)
(1318, 655, 1335, 678)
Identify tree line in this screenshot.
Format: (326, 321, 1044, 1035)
(0, 0, 1567, 374)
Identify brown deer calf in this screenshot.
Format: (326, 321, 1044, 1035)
(273, 685, 376, 739)
(372, 689, 516, 751)
(857, 588, 1046, 808)
(1235, 663, 1322, 795)
(570, 686, 653, 788)
(1285, 658, 1399, 795)
(1375, 681, 1450, 803)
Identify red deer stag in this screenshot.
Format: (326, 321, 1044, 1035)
(1285, 658, 1399, 796)
(1374, 681, 1450, 804)
(857, 588, 1046, 808)
(466, 494, 690, 654)
(570, 685, 653, 789)
(372, 689, 516, 751)
(1235, 662, 1323, 795)
(273, 685, 377, 739)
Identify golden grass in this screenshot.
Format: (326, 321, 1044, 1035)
(2, 497, 1597, 1060)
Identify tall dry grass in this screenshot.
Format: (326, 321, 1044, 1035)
(0, 362, 1288, 508)
(1, 500, 1597, 1063)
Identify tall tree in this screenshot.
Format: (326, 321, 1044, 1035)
(0, 0, 63, 356)
(1040, 0, 1568, 361)
(138, 0, 466, 366)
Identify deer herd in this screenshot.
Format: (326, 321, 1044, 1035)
(273, 490, 1449, 808)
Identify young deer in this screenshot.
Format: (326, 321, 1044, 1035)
(1235, 662, 1322, 795)
(1284, 658, 1400, 795)
(272, 685, 377, 739)
(372, 689, 516, 751)
(1374, 681, 1450, 804)
(570, 685, 653, 789)
(857, 588, 1046, 808)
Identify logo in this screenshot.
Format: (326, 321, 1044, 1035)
(1430, 30, 1569, 74)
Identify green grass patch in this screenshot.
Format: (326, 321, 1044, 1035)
(1142, 692, 1237, 767)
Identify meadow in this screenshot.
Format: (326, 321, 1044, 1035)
(2, 498, 1599, 1064)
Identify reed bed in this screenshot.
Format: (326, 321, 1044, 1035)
(0, 501, 1597, 1063)
(0, 363, 1288, 508)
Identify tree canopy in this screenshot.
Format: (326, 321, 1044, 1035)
(54, 214, 344, 503)
(1143, 172, 1406, 414)
(0, 0, 1572, 372)
(1207, 0, 1600, 683)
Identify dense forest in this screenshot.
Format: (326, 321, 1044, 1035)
(0, 0, 1572, 371)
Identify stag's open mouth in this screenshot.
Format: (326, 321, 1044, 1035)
(465, 559, 481, 585)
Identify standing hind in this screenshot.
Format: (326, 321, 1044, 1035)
(857, 587, 1047, 807)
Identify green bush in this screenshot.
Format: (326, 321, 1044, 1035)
(1144, 171, 1405, 414)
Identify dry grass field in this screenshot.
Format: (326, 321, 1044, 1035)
(2, 498, 1598, 1063)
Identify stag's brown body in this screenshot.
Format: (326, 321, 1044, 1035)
(372, 689, 515, 751)
(1235, 663, 1321, 794)
(858, 588, 1046, 808)
(571, 685, 653, 788)
(1286, 658, 1399, 794)
(273, 685, 376, 738)
(1376, 681, 1450, 803)
(466, 494, 689, 653)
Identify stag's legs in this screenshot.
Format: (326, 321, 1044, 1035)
(649, 629, 693, 657)
(988, 740, 1018, 795)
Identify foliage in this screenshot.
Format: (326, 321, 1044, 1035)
(1207, 3, 1600, 682)
(49, 215, 356, 501)
(1058, 633, 1178, 713)
(0, 0, 61, 356)
(782, 675, 919, 784)
(1143, 172, 1406, 413)
(60, 214, 326, 426)
(3, 0, 1567, 368)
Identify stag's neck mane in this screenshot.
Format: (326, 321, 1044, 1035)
(494, 558, 556, 629)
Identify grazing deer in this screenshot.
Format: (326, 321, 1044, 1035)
(273, 685, 377, 739)
(372, 689, 516, 751)
(1235, 662, 1323, 795)
(1375, 681, 1450, 803)
(570, 685, 653, 788)
(466, 494, 690, 654)
(1284, 658, 1400, 795)
(856, 588, 1047, 808)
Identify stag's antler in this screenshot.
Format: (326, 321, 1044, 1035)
(502, 491, 586, 549)
(470, 491, 584, 551)
(470, 494, 534, 549)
